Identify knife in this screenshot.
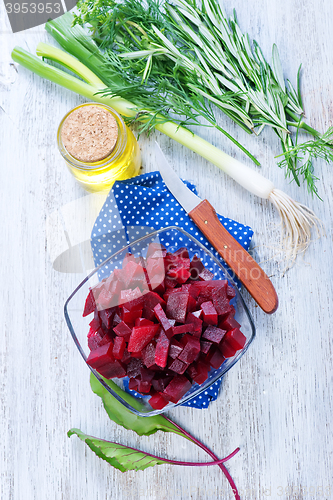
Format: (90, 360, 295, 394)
(155, 142, 278, 314)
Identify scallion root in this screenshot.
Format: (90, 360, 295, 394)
(268, 189, 324, 272)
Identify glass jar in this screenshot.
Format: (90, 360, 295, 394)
(57, 103, 141, 193)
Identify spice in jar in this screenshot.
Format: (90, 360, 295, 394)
(57, 103, 141, 192)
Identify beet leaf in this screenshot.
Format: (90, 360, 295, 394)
(68, 428, 238, 472)
(90, 373, 187, 438)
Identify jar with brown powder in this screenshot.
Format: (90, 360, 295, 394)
(57, 103, 141, 192)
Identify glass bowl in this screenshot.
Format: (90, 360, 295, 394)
(64, 226, 255, 416)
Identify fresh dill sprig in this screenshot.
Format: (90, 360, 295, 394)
(276, 126, 333, 197)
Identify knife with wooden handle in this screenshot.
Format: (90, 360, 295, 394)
(155, 142, 278, 314)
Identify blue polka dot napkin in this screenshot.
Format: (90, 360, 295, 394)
(91, 171, 253, 409)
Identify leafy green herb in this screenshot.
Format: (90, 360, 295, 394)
(73, 0, 332, 195)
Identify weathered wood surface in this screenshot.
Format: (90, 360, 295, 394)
(1, 0, 333, 498)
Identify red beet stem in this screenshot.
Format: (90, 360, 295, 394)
(163, 416, 241, 500)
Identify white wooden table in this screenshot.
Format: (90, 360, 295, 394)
(1, 1, 332, 499)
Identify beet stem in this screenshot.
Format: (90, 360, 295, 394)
(163, 416, 241, 500)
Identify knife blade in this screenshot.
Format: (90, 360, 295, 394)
(155, 142, 278, 314)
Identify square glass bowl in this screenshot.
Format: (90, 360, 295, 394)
(64, 226, 255, 416)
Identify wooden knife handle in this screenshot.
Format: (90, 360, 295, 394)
(189, 199, 278, 314)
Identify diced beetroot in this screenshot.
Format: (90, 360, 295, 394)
(192, 361, 210, 384)
(163, 375, 192, 403)
(208, 347, 225, 369)
(113, 268, 125, 285)
(146, 258, 165, 293)
(192, 280, 227, 290)
(190, 255, 205, 280)
(97, 360, 126, 379)
(84, 248, 242, 405)
(121, 348, 132, 364)
(164, 276, 177, 289)
(223, 328, 246, 350)
(131, 351, 143, 358)
(142, 342, 156, 368)
(121, 306, 143, 324)
(185, 312, 202, 337)
(97, 279, 122, 310)
(168, 358, 187, 374)
(187, 295, 197, 313)
(164, 252, 177, 272)
(167, 260, 191, 284)
(219, 312, 241, 331)
(140, 366, 155, 382)
(137, 380, 152, 394)
(186, 363, 198, 380)
(113, 336, 126, 360)
(198, 268, 214, 281)
(150, 278, 165, 295)
(143, 291, 166, 311)
(154, 303, 173, 336)
(128, 325, 160, 352)
(99, 307, 116, 330)
(146, 242, 167, 259)
(173, 247, 189, 259)
(149, 393, 169, 410)
(113, 321, 132, 338)
(90, 280, 106, 302)
(86, 342, 114, 369)
(100, 331, 114, 344)
(150, 363, 166, 371)
(172, 324, 194, 336)
(119, 287, 143, 305)
(219, 340, 237, 358)
(135, 317, 154, 327)
(187, 360, 210, 384)
(122, 252, 136, 267)
(121, 260, 140, 288)
(128, 378, 138, 391)
(166, 292, 189, 323)
(146, 256, 164, 275)
(163, 287, 183, 302)
(87, 328, 104, 351)
(83, 290, 96, 317)
(143, 307, 155, 322)
(227, 284, 236, 299)
(202, 325, 226, 344)
(200, 340, 213, 354)
(178, 336, 201, 364)
(201, 301, 218, 325)
(126, 358, 143, 378)
(154, 330, 170, 368)
(152, 375, 173, 392)
(89, 316, 101, 333)
(112, 312, 122, 326)
(169, 339, 184, 359)
(130, 265, 149, 291)
(212, 286, 232, 316)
